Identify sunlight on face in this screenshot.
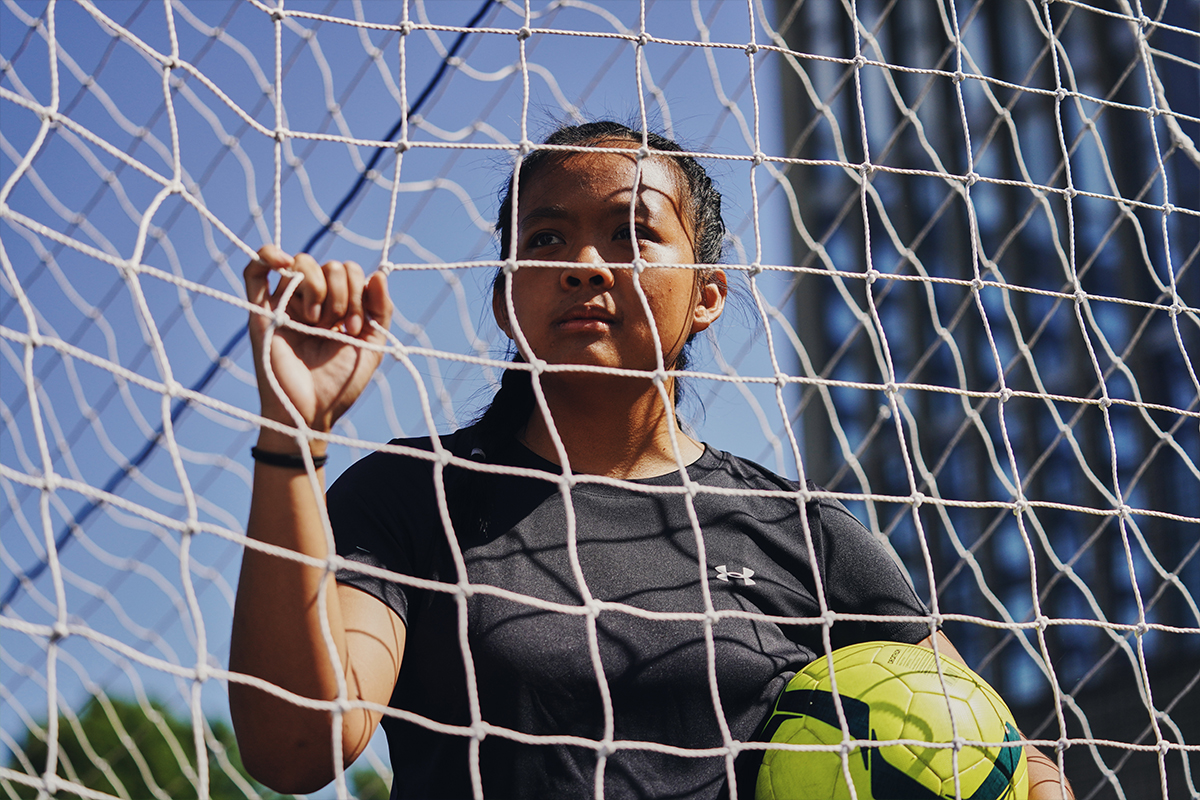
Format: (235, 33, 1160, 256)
(493, 143, 725, 379)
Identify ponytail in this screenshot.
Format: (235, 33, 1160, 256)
(474, 355, 535, 452)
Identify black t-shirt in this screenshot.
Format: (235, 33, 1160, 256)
(329, 428, 930, 799)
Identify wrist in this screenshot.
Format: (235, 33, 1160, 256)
(254, 428, 328, 460)
(250, 446, 328, 470)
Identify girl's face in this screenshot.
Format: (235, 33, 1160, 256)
(493, 143, 726, 378)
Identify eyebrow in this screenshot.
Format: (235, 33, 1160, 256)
(519, 205, 572, 225)
(519, 198, 656, 227)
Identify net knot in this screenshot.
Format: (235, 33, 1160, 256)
(399, 20, 413, 36)
(517, 26, 533, 41)
(637, 32, 652, 47)
(39, 774, 61, 797)
(999, 387, 1013, 403)
(1054, 87, 1068, 102)
(752, 151, 765, 167)
(851, 54, 866, 69)
(952, 70, 965, 84)
(51, 621, 69, 642)
(910, 491, 925, 508)
(744, 42, 759, 55)
(269, 8, 285, 22)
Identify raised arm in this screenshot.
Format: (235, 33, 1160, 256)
(229, 245, 404, 794)
(920, 633, 1075, 800)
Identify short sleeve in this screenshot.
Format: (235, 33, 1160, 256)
(328, 443, 441, 625)
(815, 498, 932, 649)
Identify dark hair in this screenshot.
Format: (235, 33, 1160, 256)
(495, 121, 726, 265)
(475, 121, 726, 454)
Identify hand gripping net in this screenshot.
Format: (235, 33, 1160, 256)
(1, 2, 1196, 799)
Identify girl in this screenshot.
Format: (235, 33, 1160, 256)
(229, 122, 1071, 799)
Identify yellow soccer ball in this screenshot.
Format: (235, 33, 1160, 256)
(757, 641, 1028, 800)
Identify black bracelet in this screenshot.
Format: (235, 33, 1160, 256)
(250, 446, 328, 469)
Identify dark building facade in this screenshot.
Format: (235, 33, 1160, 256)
(773, 2, 1199, 796)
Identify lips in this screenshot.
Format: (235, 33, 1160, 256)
(556, 304, 616, 331)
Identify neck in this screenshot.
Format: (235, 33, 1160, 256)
(518, 375, 703, 479)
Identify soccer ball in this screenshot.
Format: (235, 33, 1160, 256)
(756, 641, 1028, 800)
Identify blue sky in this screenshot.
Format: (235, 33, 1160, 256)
(1, 0, 803, 789)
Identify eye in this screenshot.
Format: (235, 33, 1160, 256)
(614, 224, 651, 242)
(527, 231, 564, 248)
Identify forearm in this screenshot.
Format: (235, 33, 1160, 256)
(229, 434, 373, 791)
(1026, 745, 1074, 799)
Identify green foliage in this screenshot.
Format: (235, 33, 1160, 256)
(3, 695, 390, 800)
(349, 767, 390, 800)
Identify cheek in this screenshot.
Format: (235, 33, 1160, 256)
(640, 273, 696, 325)
(505, 273, 558, 326)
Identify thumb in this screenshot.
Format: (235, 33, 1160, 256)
(362, 270, 393, 340)
(244, 244, 294, 308)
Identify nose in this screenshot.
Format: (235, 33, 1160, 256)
(560, 259, 615, 291)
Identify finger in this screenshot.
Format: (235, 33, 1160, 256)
(244, 244, 293, 308)
(362, 270, 393, 340)
(343, 261, 366, 337)
(318, 260, 350, 329)
(276, 253, 327, 324)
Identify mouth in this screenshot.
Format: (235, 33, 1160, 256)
(556, 305, 616, 331)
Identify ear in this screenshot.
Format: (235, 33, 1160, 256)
(690, 269, 726, 334)
(492, 281, 514, 339)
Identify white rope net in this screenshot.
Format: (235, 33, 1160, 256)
(1, 1, 1196, 798)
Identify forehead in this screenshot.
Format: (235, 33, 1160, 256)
(519, 142, 687, 209)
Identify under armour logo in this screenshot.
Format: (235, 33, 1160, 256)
(715, 565, 755, 585)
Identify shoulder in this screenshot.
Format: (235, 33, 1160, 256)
(696, 446, 800, 493)
(698, 448, 844, 513)
(696, 447, 880, 542)
(327, 427, 484, 504)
